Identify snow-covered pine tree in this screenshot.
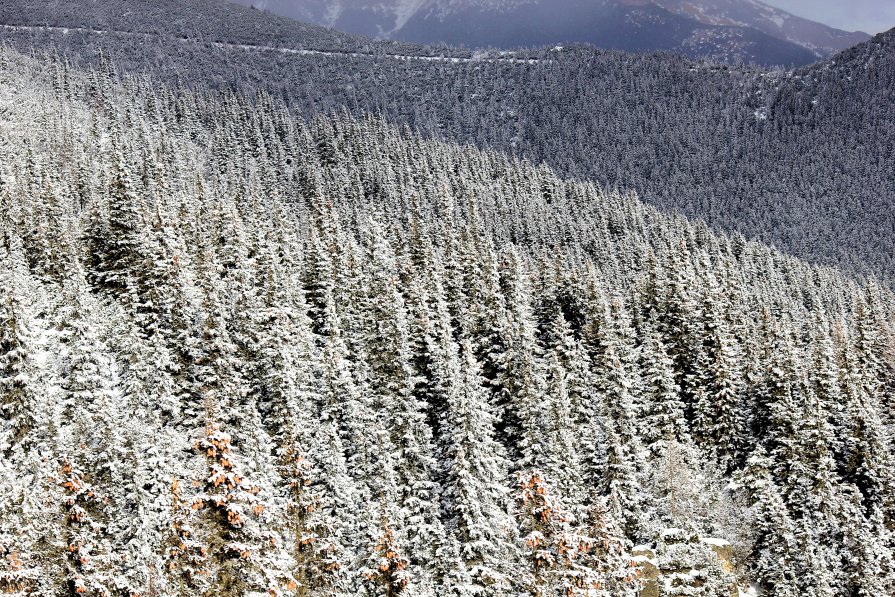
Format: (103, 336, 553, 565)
(0, 255, 39, 458)
(738, 447, 802, 596)
(577, 496, 640, 597)
(541, 341, 586, 511)
(359, 218, 446, 590)
(56, 457, 119, 596)
(362, 516, 412, 597)
(515, 471, 623, 596)
(692, 276, 744, 472)
(441, 340, 515, 593)
(640, 327, 688, 459)
(87, 146, 144, 297)
(171, 424, 291, 595)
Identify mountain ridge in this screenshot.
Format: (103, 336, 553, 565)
(652, 0, 870, 55)
(233, 0, 871, 65)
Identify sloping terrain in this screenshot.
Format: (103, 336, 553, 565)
(2, 2, 894, 289)
(1, 44, 893, 595)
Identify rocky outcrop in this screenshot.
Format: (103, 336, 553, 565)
(635, 529, 739, 597)
(633, 546, 660, 597)
(703, 537, 736, 575)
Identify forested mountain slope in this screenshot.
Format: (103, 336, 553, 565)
(1, 45, 895, 596)
(1, 2, 894, 289)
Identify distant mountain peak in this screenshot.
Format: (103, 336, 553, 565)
(652, 0, 870, 56)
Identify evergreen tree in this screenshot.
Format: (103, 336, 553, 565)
(441, 340, 514, 593)
(169, 424, 289, 596)
(839, 336, 895, 522)
(739, 448, 802, 596)
(57, 458, 118, 596)
(640, 328, 688, 458)
(88, 149, 144, 296)
(359, 219, 445, 586)
(0, 269, 39, 457)
(692, 282, 744, 471)
(362, 517, 411, 597)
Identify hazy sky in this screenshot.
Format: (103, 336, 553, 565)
(763, 0, 895, 34)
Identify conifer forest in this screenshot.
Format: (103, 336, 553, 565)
(1, 1, 894, 596)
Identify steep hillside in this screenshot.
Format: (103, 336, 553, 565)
(2, 5, 894, 289)
(1, 45, 894, 596)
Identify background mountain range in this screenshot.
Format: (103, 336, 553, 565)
(232, 0, 871, 65)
